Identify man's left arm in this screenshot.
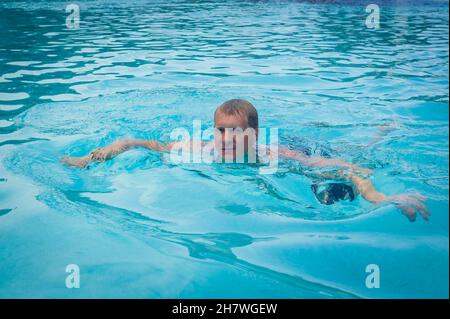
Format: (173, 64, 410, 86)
(278, 147, 430, 222)
(279, 147, 373, 175)
(349, 174, 430, 222)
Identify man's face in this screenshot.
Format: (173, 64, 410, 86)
(214, 113, 257, 161)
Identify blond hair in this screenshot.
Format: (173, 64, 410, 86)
(214, 99, 259, 129)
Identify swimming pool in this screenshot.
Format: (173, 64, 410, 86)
(0, 0, 448, 298)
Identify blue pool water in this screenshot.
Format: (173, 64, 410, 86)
(0, 0, 448, 298)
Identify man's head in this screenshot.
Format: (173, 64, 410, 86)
(213, 99, 259, 161)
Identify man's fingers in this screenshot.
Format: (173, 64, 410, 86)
(410, 199, 431, 216)
(404, 198, 431, 221)
(414, 193, 427, 202)
(418, 210, 429, 221)
(62, 157, 84, 168)
(406, 193, 427, 202)
(390, 194, 430, 222)
(419, 205, 431, 216)
(417, 205, 430, 221)
(403, 207, 417, 222)
(404, 195, 426, 206)
(408, 198, 431, 221)
(418, 205, 431, 219)
(396, 203, 416, 222)
(91, 149, 106, 161)
(62, 156, 76, 166)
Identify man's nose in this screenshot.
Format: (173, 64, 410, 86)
(222, 130, 234, 144)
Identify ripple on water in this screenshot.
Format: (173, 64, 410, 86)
(0, 92, 29, 102)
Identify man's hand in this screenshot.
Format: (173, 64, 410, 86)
(62, 141, 128, 168)
(61, 143, 122, 168)
(385, 193, 430, 222)
(61, 139, 148, 168)
(89, 140, 131, 162)
(61, 154, 92, 168)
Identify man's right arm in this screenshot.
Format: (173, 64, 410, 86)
(62, 139, 172, 168)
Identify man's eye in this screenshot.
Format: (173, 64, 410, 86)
(218, 128, 225, 133)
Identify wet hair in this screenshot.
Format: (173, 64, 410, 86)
(214, 99, 259, 129)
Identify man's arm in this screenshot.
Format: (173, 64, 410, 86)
(279, 147, 373, 175)
(62, 139, 172, 168)
(349, 173, 430, 222)
(278, 147, 429, 222)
